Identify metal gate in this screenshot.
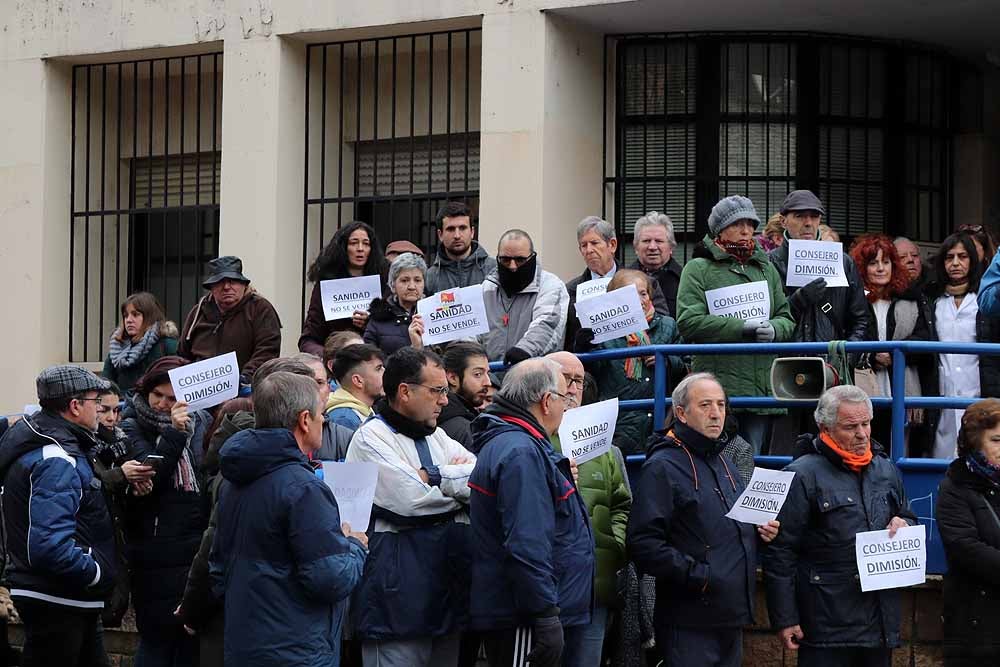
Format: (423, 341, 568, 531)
(69, 53, 223, 362)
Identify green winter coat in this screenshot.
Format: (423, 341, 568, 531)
(675, 235, 794, 415)
(551, 434, 631, 608)
(589, 315, 685, 454)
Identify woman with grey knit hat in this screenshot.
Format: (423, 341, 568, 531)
(674, 195, 795, 453)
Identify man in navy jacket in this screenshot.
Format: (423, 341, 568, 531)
(0, 365, 116, 667)
(627, 372, 779, 667)
(469, 358, 594, 667)
(210, 371, 368, 667)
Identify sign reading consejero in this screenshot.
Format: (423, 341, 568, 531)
(167, 351, 240, 412)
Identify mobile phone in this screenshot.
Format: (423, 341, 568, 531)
(144, 455, 165, 467)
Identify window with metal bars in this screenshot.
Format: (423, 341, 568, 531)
(303, 29, 481, 306)
(69, 54, 223, 363)
(605, 34, 974, 257)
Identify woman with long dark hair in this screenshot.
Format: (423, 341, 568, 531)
(298, 222, 387, 356)
(849, 234, 936, 455)
(103, 292, 179, 396)
(932, 233, 985, 458)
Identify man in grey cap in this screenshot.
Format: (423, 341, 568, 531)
(178, 255, 282, 384)
(0, 366, 118, 666)
(765, 191, 868, 454)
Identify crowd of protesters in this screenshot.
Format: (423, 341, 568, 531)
(2, 192, 1000, 667)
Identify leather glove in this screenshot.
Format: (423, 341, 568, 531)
(527, 614, 564, 666)
(755, 321, 776, 342)
(503, 347, 532, 366)
(741, 318, 765, 341)
(790, 277, 828, 309)
(572, 328, 596, 353)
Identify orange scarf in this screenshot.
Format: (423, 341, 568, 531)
(623, 305, 656, 380)
(819, 432, 872, 472)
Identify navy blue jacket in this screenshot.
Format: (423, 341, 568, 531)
(210, 428, 367, 667)
(468, 409, 595, 631)
(763, 436, 915, 649)
(627, 427, 757, 630)
(0, 412, 117, 608)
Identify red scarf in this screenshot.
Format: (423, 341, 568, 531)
(714, 238, 755, 263)
(819, 432, 873, 472)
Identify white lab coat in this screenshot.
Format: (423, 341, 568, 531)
(933, 292, 980, 458)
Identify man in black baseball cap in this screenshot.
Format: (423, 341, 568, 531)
(766, 190, 869, 454)
(0, 365, 118, 665)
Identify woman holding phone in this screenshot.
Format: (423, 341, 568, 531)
(122, 356, 211, 667)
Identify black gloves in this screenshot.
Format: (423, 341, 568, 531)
(572, 328, 596, 353)
(503, 347, 532, 366)
(527, 614, 564, 666)
(790, 277, 828, 310)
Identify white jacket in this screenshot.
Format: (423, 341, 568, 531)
(345, 415, 475, 533)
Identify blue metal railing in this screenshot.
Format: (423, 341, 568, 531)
(492, 340, 1000, 573)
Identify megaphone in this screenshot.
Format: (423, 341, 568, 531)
(770, 357, 839, 402)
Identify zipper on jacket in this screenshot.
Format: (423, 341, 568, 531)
(154, 515, 159, 537)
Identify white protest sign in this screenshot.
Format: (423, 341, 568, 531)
(575, 283, 649, 345)
(855, 524, 927, 592)
(786, 240, 849, 288)
(417, 284, 491, 346)
(705, 281, 771, 320)
(557, 398, 619, 465)
(320, 275, 382, 321)
(321, 461, 379, 532)
(168, 351, 239, 412)
(725, 468, 796, 524)
(575, 277, 612, 302)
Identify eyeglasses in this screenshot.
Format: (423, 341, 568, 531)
(73, 397, 103, 404)
(497, 251, 536, 267)
(548, 391, 572, 406)
(410, 383, 450, 397)
(561, 374, 585, 390)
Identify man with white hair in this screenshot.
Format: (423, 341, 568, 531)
(629, 210, 683, 317)
(468, 359, 594, 667)
(628, 372, 779, 667)
(764, 385, 917, 667)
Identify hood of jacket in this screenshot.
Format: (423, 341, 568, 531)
(325, 386, 374, 416)
(219, 427, 310, 487)
(368, 295, 412, 322)
(469, 395, 551, 455)
(0, 411, 96, 481)
(439, 391, 478, 425)
(693, 233, 770, 269)
(203, 410, 255, 477)
(431, 240, 492, 270)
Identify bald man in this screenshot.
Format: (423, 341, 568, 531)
(545, 351, 631, 667)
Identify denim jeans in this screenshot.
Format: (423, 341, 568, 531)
(562, 606, 609, 667)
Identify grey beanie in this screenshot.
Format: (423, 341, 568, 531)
(708, 195, 761, 237)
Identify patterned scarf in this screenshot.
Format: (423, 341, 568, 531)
(132, 393, 200, 493)
(819, 432, 873, 473)
(623, 305, 657, 381)
(966, 450, 1000, 489)
(107, 325, 160, 369)
(714, 238, 756, 263)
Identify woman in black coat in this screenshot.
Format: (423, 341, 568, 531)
(363, 252, 427, 356)
(121, 356, 211, 667)
(936, 398, 1000, 666)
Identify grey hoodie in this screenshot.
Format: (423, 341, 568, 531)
(425, 241, 498, 295)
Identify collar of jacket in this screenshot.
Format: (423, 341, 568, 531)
(368, 296, 412, 322)
(694, 234, 769, 268)
(629, 257, 682, 278)
(672, 421, 727, 459)
(433, 240, 489, 268)
(184, 289, 257, 341)
(484, 394, 550, 442)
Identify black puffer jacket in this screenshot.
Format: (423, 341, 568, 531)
(763, 436, 916, 649)
(627, 423, 757, 631)
(438, 392, 478, 450)
(363, 296, 414, 356)
(936, 458, 1000, 665)
(769, 242, 869, 344)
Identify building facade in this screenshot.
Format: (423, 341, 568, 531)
(1, 0, 998, 412)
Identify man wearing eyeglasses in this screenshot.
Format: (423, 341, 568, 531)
(481, 229, 569, 365)
(345, 347, 476, 667)
(0, 365, 119, 666)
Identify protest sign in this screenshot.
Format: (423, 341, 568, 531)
(321, 461, 379, 532)
(557, 398, 618, 465)
(575, 276, 612, 302)
(725, 468, 796, 524)
(786, 240, 849, 288)
(574, 284, 649, 345)
(417, 284, 491, 346)
(168, 352, 239, 412)
(855, 524, 927, 592)
(320, 275, 383, 321)
(705, 281, 771, 320)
